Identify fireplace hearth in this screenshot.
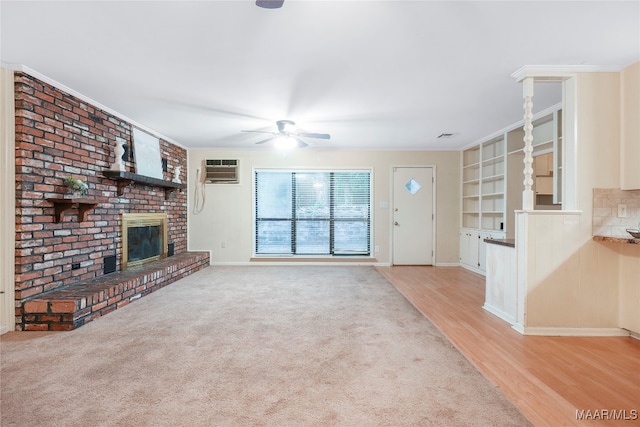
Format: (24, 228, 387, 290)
(122, 213, 168, 269)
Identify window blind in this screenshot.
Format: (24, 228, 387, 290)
(255, 170, 371, 256)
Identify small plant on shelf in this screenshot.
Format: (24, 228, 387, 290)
(64, 176, 89, 197)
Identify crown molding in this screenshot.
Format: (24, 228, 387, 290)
(461, 102, 563, 151)
(511, 64, 626, 82)
(0, 62, 187, 149)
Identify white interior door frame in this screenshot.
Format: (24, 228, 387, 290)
(1, 68, 16, 334)
(390, 165, 436, 265)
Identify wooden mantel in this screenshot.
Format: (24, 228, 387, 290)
(102, 170, 186, 200)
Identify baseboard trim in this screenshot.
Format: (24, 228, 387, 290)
(517, 327, 630, 337)
(435, 262, 459, 267)
(250, 257, 379, 263)
(211, 261, 389, 267)
(624, 329, 640, 340)
(459, 263, 486, 276)
(511, 324, 525, 335)
(482, 304, 516, 326)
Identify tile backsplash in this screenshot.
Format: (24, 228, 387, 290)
(593, 188, 640, 237)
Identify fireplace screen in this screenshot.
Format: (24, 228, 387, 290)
(121, 213, 168, 269)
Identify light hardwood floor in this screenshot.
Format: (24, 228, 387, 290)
(376, 266, 640, 427)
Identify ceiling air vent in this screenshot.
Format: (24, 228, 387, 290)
(203, 159, 239, 184)
(437, 133, 457, 139)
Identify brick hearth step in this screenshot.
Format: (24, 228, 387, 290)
(21, 252, 210, 331)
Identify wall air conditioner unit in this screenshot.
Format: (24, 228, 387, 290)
(203, 159, 239, 184)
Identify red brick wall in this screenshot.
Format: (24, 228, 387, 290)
(14, 72, 188, 325)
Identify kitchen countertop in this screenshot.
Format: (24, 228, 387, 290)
(485, 236, 640, 247)
(484, 238, 516, 248)
(593, 235, 640, 245)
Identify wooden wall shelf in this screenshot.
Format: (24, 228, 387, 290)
(102, 170, 186, 199)
(46, 197, 105, 223)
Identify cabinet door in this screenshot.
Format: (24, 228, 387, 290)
(534, 155, 547, 176)
(478, 232, 488, 272)
(469, 230, 480, 268)
(460, 231, 471, 266)
(535, 176, 553, 195)
(478, 231, 506, 272)
(460, 230, 479, 268)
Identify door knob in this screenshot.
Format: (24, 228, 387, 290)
(394, 221, 399, 226)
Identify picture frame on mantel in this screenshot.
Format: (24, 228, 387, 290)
(132, 127, 163, 180)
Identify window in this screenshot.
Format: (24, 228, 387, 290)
(255, 170, 371, 256)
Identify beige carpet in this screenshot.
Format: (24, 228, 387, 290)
(1, 266, 530, 426)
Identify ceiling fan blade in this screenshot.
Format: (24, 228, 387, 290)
(241, 130, 274, 134)
(255, 137, 276, 145)
(297, 132, 330, 140)
(256, 0, 284, 9)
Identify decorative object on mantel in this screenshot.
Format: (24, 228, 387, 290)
(63, 176, 88, 197)
(172, 166, 182, 184)
(132, 127, 163, 180)
(102, 170, 186, 200)
(110, 137, 127, 172)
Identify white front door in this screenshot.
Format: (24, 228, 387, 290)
(392, 167, 434, 265)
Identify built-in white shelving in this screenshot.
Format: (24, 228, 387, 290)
(461, 136, 505, 232)
(460, 104, 563, 274)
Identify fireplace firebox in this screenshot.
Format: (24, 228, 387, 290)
(121, 213, 168, 269)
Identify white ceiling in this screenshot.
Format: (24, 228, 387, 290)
(1, 1, 639, 151)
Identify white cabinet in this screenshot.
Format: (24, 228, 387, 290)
(535, 176, 553, 195)
(460, 228, 480, 270)
(534, 152, 553, 176)
(479, 230, 505, 272)
(459, 228, 505, 274)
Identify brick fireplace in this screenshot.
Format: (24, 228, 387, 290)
(13, 71, 209, 330)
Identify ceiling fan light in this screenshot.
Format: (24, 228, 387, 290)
(275, 135, 297, 150)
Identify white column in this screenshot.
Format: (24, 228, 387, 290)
(522, 78, 535, 210)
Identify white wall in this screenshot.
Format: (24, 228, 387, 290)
(621, 62, 640, 190)
(187, 149, 460, 265)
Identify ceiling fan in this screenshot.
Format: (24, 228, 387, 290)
(256, 0, 284, 9)
(242, 120, 330, 149)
